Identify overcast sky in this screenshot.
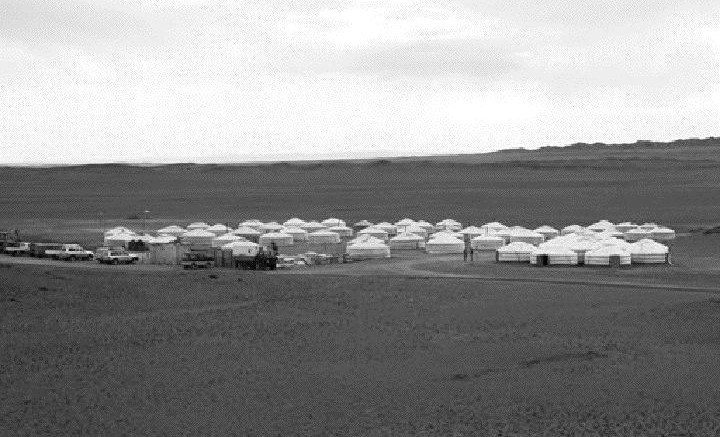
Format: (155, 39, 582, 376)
(1, 0, 719, 163)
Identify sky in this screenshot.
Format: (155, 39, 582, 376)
(1, 0, 719, 164)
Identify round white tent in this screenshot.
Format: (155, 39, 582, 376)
(239, 219, 264, 230)
(282, 218, 306, 228)
(307, 230, 341, 244)
(480, 222, 507, 234)
(321, 218, 346, 228)
(206, 223, 231, 236)
(259, 222, 284, 233)
(283, 227, 309, 242)
(585, 245, 632, 266)
(374, 222, 398, 235)
(497, 242, 535, 262)
(650, 227, 676, 241)
(148, 235, 177, 245)
(212, 233, 246, 248)
(157, 225, 186, 237)
(222, 241, 260, 257)
(471, 235, 504, 251)
(415, 220, 435, 232)
(561, 225, 584, 236)
(187, 222, 209, 231)
(352, 220, 374, 231)
(259, 232, 294, 246)
(534, 226, 559, 241)
(460, 226, 485, 239)
(301, 221, 327, 233)
(509, 229, 544, 245)
(426, 234, 465, 254)
(328, 225, 353, 238)
(104, 232, 137, 247)
(435, 219, 462, 231)
(405, 224, 428, 239)
(389, 232, 426, 250)
(630, 239, 669, 264)
(624, 228, 653, 242)
(531, 247, 579, 266)
(182, 229, 215, 246)
(233, 226, 262, 242)
(347, 240, 391, 259)
(357, 227, 388, 241)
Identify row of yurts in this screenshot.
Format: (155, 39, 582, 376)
(103, 218, 674, 264)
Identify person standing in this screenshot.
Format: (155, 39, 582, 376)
(463, 246, 468, 262)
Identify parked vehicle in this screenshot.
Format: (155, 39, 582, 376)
(0, 230, 20, 251)
(95, 248, 135, 265)
(30, 243, 64, 258)
(56, 244, 94, 261)
(181, 252, 214, 269)
(234, 248, 277, 270)
(5, 242, 31, 256)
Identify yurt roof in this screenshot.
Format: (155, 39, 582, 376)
(322, 218, 345, 225)
(207, 224, 230, 231)
(328, 225, 352, 231)
(214, 233, 244, 241)
(283, 218, 306, 226)
(534, 225, 559, 232)
(149, 236, 177, 244)
(222, 241, 259, 249)
(406, 224, 427, 233)
(460, 226, 484, 234)
(395, 218, 415, 226)
(587, 245, 630, 256)
(184, 229, 215, 237)
(510, 228, 543, 237)
(283, 227, 308, 234)
(376, 222, 393, 227)
(349, 240, 389, 249)
(358, 227, 387, 234)
(304, 221, 325, 227)
(261, 232, 292, 238)
(234, 226, 261, 235)
(240, 219, 263, 226)
(562, 224, 583, 232)
(472, 234, 503, 242)
(310, 230, 340, 236)
(391, 232, 424, 241)
(497, 242, 537, 252)
(416, 220, 433, 226)
(652, 227, 675, 234)
(630, 239, 669, 253)
(354, 220, 374, 226)
(428, 233, 464, 243)
(532, 246, 576, 255)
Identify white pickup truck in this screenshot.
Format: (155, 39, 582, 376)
(56, 244, 94, 261)
(5, 242, 31, 256)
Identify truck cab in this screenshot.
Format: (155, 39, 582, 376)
(5, 242, 31, 256)
(95, 248, 135, 264)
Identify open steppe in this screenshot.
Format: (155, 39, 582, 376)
(2, 142, 720, 434)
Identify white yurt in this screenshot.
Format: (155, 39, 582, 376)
(259, 232, 294, 247)
(239, 219, 264, 230)
(405, 224, 428, 239)
(561, 225, 584, 236)
(639, 222, 658, 231)
(389, 232, 426, 250)
(587, 220, 615, 233)
(416, 220, 435, 232)
(347, 240, 391, 259)
(394, 218, 415, 233)
(349, 234, 385, 245)
(283, 227, 309, 242)
(148, 235, 177, 245)
(630, 239, 669, 264)
(615, 222, 637, 233)
(206, 223, 231, 236)
(496, 242, 535, 262)
(187, 222, 209, 231)
(624, 228, 653, 242)
(494, 228, 513, 244)
(353, 220, 374, 231)
(104, 226, 133, 237)
(328, 225, 354, 238)
(308, 230, 341, 244)
(301, 221, 327, 233)
(104, 232, 137, 247)
(471, 235, 505, 251)
(212, 233, 245, 248)
(222, 241, 260, 257)
(282, 218, 306, 228)
(426, 234, 465, 254)
(322, 218, 346, 228)
(157, 225, 186, 237)
(531, 247, 579, 266)
(233, 226, 262, 241)
(585, 245, 632, 266)
(182, 229, 215, 246)
(436, 219, 462, 231)
(375, 222, 398, 235)
(480, 222, 507, 234)
(650, 227, 676, 241)
(259, 222, 284, 233)
(567, 238, 601, 264)
(358, 227, 389, 241)
(534, 226, 560, 241)
(509, 229, 545, 245)
(460, 226, 485, 239)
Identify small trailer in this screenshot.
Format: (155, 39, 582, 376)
(5, 242, 31, 256)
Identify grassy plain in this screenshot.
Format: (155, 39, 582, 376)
(2, 263, 720, 435)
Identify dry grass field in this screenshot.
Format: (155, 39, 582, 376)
(2, 261, 720, 435)
(2, 145, 720, 434)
